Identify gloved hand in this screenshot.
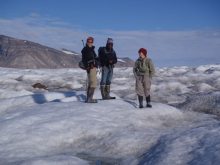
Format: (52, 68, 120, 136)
(86, 67, 90, 74)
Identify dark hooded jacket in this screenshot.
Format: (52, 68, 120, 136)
(81, 45, 98, 69)
(99, 44, 117, 67)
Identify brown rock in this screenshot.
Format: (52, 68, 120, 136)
(32, 83, 46, 89)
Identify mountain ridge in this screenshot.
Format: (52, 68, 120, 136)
(0, 35, 134, 69)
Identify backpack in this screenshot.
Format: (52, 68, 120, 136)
(78, 60, 86, 70)
(98, 47, 106, 56)
(98, 46, 116, 57)
(97, 47, 105, 66)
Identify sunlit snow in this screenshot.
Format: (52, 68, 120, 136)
(0, 64, 220, 165)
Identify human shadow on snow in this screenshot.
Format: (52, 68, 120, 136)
(31, 91, 86, 104)
(123, 99, 138, 108)
(31, 92, 138, 108)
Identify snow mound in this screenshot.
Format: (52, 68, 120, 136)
(196, 83, 216, 92)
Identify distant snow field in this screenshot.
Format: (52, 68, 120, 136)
(117, 59, 126, 63)
(0, 64, 220, 165)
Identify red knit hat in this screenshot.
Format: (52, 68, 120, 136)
(138, 48, 147, 56)
(87, 37, 94, 43)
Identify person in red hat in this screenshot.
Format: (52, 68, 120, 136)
(133, 48, 155, 108)
(81, 37, 99, 103)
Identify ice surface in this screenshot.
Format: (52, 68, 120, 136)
(0, 64, 220, 164)
(0, 90, 219, 165)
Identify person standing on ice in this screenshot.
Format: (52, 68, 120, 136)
(81, 37, 99, 103)
(133, 48, 155, 108)
(99, 38, 117, 99)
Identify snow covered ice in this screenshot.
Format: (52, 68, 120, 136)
(0, 64, 220, 165)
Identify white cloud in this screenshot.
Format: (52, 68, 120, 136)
(0, 15, 220, 67)
(29, 13, 40, 17)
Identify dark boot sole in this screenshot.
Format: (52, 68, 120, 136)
(103, 97, 116, 100)
(86, 101, 98, 103)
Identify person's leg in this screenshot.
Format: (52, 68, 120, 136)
(100, 66, 108, 85)
(143, 76, 152, 107)
(136, 76, 144, 108)
(105, 67, 114, 99)
(138, 95, 143, 108)
(87, 68, 97, 103)
(100, 66, 108, 99)
(106, 67, 113, 85)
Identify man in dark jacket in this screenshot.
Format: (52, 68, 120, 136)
(82, 37, 99, 103)
(99, 38, 117, 99)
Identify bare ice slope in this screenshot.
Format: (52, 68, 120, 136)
(0, 64, 220, 164)
(0, 91, 220, 165)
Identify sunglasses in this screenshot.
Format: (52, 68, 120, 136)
(87, 41, 93, 44)
(108, 43, 113, 45)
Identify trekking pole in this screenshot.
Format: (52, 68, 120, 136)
(85, 74, 88, 101)
(82, 40, 85, 47)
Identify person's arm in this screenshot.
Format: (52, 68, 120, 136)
(149, 59, 155, 77)
(133, 62, 138, 78)
(112, 51, 117, 64)
(82, 48, 90, 73)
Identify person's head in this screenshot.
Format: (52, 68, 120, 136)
(106, 38, 113, 49)
(138, 48, 147, 59)
(86, 37, 94, 47)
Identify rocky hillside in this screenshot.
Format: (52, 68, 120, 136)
(0, 35, 81, 69)
(0, 35, 134, 69)
(115, 57, 134, 68)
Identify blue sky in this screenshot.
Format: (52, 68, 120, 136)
(0, 0, 220, 67)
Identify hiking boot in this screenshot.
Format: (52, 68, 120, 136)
(146, 95, 152, 108)
(87, 87, 97, 103)
(105, 85, 114, 99)
(138, 95, 144, 108)
(100, 85, 106, 99)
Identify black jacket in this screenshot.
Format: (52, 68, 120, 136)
(81, 45, 98, 69)
(99, 45, 117, 67)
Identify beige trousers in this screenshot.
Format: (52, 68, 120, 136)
(87, 67, 97, 88)
(136, 75, 151, 97)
